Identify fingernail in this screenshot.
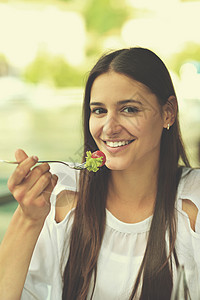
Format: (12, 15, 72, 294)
(32, 155, 39, 161)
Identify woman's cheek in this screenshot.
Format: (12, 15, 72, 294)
(89, 117, 101, 140)
(89, 117, 95, 137)
(123, 116, 144, 135)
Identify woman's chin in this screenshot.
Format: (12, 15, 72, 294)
(105, 161, 130, 171)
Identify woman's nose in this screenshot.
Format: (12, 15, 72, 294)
(102, 115, 122, 136)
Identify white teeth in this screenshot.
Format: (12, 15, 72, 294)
(106, 140, 133, 148)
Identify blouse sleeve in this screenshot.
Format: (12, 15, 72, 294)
(20, 164, 78, 300)
(179, 168, 200, 280)
(180, 168, 200, 233)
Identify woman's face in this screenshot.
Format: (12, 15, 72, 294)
(89, 71, 166, 171)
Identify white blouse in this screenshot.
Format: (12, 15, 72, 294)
(21, 166, 200, 300)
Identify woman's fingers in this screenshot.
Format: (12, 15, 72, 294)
(23, 163, 50, 191)
(33, 174, 58, 206)
(28, 171, 53, 200)
(7, 149, 59, 223)
(15, 149, 29, 163)
(19, 174, 58, 222)
(7, 156, 38, 190)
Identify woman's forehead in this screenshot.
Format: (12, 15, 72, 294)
(90, 71, 156, 103)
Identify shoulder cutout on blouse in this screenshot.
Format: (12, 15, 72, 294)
(179, 167, 200, 232)
(55, 190, 77, 223)
(182, 199, 198, 231)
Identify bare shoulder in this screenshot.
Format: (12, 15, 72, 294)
(182, 199, 198, 231)
(55, 190, 78, 223)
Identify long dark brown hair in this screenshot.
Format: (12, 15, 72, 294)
(62, 47, 191, 300)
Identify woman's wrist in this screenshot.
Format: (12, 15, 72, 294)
(14, 205, 47, 231)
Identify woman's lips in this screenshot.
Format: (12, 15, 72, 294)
(102, 139, 135, 154)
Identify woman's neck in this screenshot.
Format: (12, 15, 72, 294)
(106, 158, 159, 223)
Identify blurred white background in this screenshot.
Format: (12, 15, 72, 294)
(0, 0, 200, 239)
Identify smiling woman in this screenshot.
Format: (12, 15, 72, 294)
(89, 71, 168, 170)
(0, 47, 200, 300)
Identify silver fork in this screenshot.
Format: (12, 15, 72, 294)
(0, 159, 86, 170)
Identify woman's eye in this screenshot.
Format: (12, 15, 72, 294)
(122, 106, 140, 113)
(91, 108, 106, 115)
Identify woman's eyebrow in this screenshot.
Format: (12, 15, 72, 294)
(90, 99, 143, 106)
(90, 101, 104, 106)
(117, 99, 143, 106)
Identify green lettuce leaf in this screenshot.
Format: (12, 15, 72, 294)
(85, 151, 103, 172)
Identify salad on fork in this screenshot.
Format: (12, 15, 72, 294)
(0, 150, 106, 172)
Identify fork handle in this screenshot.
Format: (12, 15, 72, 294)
(38, 160, 68, 164)
(0, 160, 69, 165)
(0, 160, 61, 165)
(0, 160, 85, 170)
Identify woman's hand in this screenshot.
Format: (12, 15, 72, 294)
(0, 149, 58, 300)
(7, 149, 58, 225)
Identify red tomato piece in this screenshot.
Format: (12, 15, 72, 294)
(91, 151, 106, 167)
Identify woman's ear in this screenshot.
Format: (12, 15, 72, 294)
(163, 95, 177, 129)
